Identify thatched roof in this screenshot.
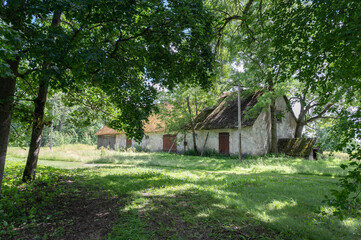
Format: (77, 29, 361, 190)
(94, 114, 165, 136)
(193, 91, 263, 130)
(94, 126, 120, 136)
(278, 138, 317, 157)
(143, 114, 166, 133)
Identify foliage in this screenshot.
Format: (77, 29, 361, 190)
(9, 92, 105, 147)
(270, 0, 361, 219)
(158, 84, 218, 151)
(0, 19, 21, 78)
(271, 0, 361, 98)
(0, 161, 76, 237)
(1, 0, 217, 185)
(322, 107, 361, 219)
(1, 0, 216, 141)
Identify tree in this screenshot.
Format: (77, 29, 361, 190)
(40, 92, 106, 147)
(270, 0, 361, 98)
(211, 0, 349, 146)
(270, 0, 361, 217)
(211, 0, 288, 153)
(158, 85, 218, 153)
(0, 18, 22, 194)
(287, 81, 340, 138)
(0, 0, 216, 190)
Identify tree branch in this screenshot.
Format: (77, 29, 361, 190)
(305, 104, 334, 123)
(216, 0, 255, 50)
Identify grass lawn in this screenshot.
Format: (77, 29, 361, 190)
(1, 145, 360, 239)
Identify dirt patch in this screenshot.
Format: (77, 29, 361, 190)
(8, 177, 123, 240)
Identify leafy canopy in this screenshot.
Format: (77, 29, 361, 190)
(1, 0, 216, 141)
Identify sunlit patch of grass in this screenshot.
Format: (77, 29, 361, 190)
(267, 199, 297, 211)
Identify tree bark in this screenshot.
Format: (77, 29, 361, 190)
(22, 79, 49, 182)
(22, 11, 61, 182)
(58, 118, 63, 132)
(186, 96, 198, 153)
(270, 99, 278, 154)
(0, 59, 20, 194)
(237, 83, 242, 162)
(294, 99, 307, 138)
(267, 77, 278, 154)
(294, 121, 305, 138)
(49, 106, 54, 149)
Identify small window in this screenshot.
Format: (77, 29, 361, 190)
(275, 110, 283, 123)
(145, 135, 149, 139)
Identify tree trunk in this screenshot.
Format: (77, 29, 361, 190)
(22, 79, 49, 182)
(22, 11, 61, 182)
(270, 100, 278, 154)
(200, 132, 209, 156)
(191, 127, 198, 153)
(0, 59, 20, 194)
(186, 96, 198, 153)
(58, 118, 63, 132)
(49, 106, 54, 149)
(295, 122, 305, 138)
(237, 83, 242, 162)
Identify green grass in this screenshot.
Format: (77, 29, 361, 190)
(2, 145, 360, 239)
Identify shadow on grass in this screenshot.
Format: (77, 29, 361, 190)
(77, 168, 356, 240)
(3, 157, 355, 239)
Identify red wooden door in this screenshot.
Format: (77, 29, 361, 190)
(219, 132, 230, 155)
(163, 134, 177, 152)
(126, 138, 132, 147)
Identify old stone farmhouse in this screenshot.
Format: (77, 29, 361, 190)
(95, 92, 298, 155)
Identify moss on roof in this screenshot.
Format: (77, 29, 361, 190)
(193, 91, 263, 130)
(278, 138, 316, 157)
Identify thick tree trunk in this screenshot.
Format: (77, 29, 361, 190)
(294, 104, 306, 138)
(295, 122, 305, 138)
(270, 100, 278, 154)
(0, 59, 19, 194)
(22, 80, 49, 182)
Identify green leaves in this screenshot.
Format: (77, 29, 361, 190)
(1, 0, 216, 141)
(0, 20, 21, 78)
(270, 0, 361, 98)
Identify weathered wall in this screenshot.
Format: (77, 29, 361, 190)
(275, 97, 297, 139)
(115, 134, 127, 148)
(135, 132, 164, 151)
(179, 97, 296, 156)
(102, 97, 297, 155)
(180, 119, 269, 156)
(97, 135, 117, 149)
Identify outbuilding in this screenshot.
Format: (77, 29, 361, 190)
(95, 91, 298, 155)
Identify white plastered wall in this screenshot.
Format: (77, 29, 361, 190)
(275, 97, 297, 139)
(113, 97, 297, 155)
